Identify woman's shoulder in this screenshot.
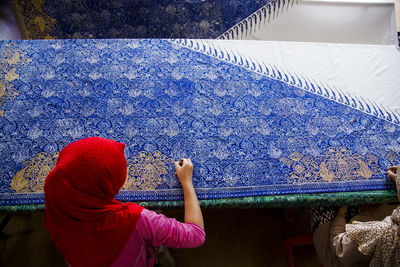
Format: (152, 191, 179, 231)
(135, 208, 174, 229)
(138, 208, 166, 221)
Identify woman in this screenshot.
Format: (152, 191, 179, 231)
(312, 165, 400, 267)
(44, 137, 205, 267)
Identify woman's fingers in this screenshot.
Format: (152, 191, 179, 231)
(181, 158, 192, 167)
(174, 158, 191, 170)
(174, 161, 181, 170)
(387, 170, 397, 180)
(388, 166, 398, 172)
(386, 166, 398, 180)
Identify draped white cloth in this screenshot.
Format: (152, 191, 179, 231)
(220, 0, 397, 46)
(196, 40, 400, 114)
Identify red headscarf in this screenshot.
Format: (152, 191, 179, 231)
(44, 137, 144, 267)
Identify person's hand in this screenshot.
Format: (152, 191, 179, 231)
(387, 166, 398, 181)
(174, 158, 204, 230)
(336, 206, 348, 218)
(174, 158, 193, 186)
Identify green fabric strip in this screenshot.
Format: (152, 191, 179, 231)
(141, 190, 398, 209)
(1, 190, 397, 213)
(0, 204, 45, 212)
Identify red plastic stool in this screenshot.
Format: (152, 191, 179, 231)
(280, 234, 313, 267)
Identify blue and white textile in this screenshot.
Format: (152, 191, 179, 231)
(0, 39, 399, 205)
(9, 0, 272, 39)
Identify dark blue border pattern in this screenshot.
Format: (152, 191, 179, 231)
(40, 0, 271, 39)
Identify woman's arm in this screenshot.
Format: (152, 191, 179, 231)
(330, 206, 347, 238)
(136, 159, 205, 249)
(137, 209, 205, 249)
(387, 165, 400, 200)
(174, 158, 204, 230)
(330, 206, 371, 265)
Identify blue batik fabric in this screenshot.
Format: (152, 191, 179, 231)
(0, 39, 399, 205)
(11, 0, 272, 39)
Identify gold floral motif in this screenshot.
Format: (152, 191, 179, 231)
(10, 150, 171, 193)
(11, 152, 59, 193)
(280, 151, 320, 183)
(123, 151, 172, 190)
(281, 147, 380, 184)
(0, 43, 32, 116)
(9, 0, 56, 39)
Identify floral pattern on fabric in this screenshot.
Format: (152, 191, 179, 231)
(10, 0, 271, 39)
(0, 39, 399, 205)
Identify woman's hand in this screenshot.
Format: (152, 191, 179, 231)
(174, 158, 193, 186)
(387, 166, 398, 181)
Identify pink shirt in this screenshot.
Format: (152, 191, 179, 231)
(111, 208, 206, 267)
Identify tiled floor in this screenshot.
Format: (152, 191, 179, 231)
(0, 208, 321, 267)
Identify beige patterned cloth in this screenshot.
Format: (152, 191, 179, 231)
(346, 165, 400, 267)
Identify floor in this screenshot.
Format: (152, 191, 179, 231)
(0, 208, 320, 267)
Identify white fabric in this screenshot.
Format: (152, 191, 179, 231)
(0, 2, 21, 40)
(225, 1, 397, 46)
(196, 39, 400, 114)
